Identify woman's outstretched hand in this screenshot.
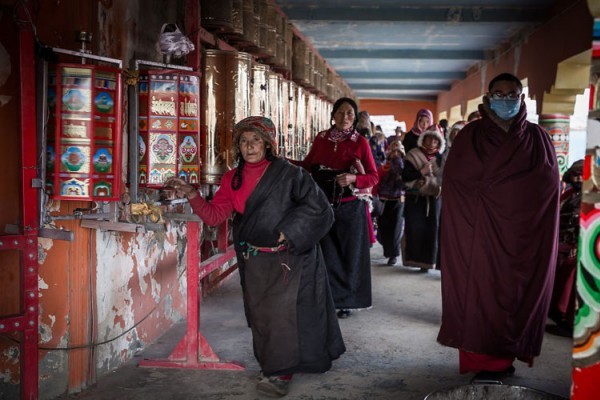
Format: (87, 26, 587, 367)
(164, 177, 198, 199)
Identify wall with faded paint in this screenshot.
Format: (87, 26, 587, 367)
(0, 1, 191, 398)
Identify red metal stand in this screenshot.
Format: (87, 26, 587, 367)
(139, 221, 244, 370)
(0, 14, 40, 399)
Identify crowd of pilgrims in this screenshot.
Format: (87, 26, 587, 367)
(166, 75, 578, 397)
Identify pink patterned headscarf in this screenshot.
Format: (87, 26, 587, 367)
(411, 109, 434, 135)
(232, 116, 277, 159)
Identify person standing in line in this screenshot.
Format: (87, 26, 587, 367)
(374, 143, 406, 266)
(401, 126, 445, 271)
(166, 116, 345, 397)
(437, 73, 560, 381)
(387, 126, 405, 147)
(295, 97, 379, 319)
(547, 160, 583, 337)
(369, 131, 388, 168)
(403, 108, 434, 154)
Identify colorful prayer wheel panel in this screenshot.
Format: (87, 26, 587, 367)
(138, 71, 201, 187)
(47, 64, 122, 200)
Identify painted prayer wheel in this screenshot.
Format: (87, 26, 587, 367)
(137, 71, 201, 188)
(201, 50, 251, 184)
(250, 62, 269, 117)
(47, 64, 123, 200)
(200, 0, 234, 33)
(539, 113, 570, 175)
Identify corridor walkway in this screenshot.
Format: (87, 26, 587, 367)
(58, 244, 572, 400)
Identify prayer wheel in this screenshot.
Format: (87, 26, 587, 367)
(292, 35, 310, 86)
(200, 0, 234, 33)
(254, 0, 269, 55)
(539, 114, 570, 175)
(242, 0, 259, 47)
(295, 85, 307, 160)
(284, 22, 293, 71)
(250, 62, 270, 117)
(264, 1, 277, 58)
(230, 0, 244, 36)
(267, 71, 282, 152)
(201, 50, 251, 184)
(279, 79, 290, 157)
(287, 80, 298, 160)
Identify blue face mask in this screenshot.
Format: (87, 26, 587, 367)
(489, 98, 521, 120)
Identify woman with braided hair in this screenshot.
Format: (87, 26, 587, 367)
(166, 116, 345, 397)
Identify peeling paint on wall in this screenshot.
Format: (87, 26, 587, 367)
(94, 224, 186, 375)
(37, 237, 54, 265)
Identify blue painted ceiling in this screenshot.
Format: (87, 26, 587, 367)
(275, 0, 558, 101)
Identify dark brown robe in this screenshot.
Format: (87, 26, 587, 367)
(437, 104, 560, 359)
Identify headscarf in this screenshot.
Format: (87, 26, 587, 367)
(416, 125, 446, 155)
(232, 116, 277, 160)
(562, 160, 584, 184)
(411, 109, 434, 135)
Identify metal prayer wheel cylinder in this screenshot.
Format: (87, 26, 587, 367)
(539, 113, 570, 175)
(295, 85, 307, 160)
(306, 92, 317, 144)
(200, 0, 234, 33)
(306, 48, 315, 90)
(201, 50, 251, 184)
(279, 79, 290, 157)
(292, 36, 310, 86)
(250, 62, 270, 117)
(267, 71, 282, 151)
(241, 0, 259, 47)
(230, 0, 244, 36)
(254, 0, 270, 56)
(287, 80, 297, 160)
(264, 2, 277, 58)
(286, 23, 294, 70)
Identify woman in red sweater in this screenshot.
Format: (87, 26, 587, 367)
(167, 117, 345, 397)
(295, 97, 378, 319)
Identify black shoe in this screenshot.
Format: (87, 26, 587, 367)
(337, 309, 352, 319)
(471, 365, 515, 384)
(256, 375, 291, 397)
(387, 257, 397, 266)
(545, 323, 573, 338)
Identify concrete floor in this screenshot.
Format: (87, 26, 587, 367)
(57, 244, 573, 400)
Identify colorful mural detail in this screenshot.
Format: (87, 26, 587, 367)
(539, 114, 570, 175)
(574, 192, 600, 367)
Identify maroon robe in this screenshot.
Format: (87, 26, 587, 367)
(437, 104, 560, 360)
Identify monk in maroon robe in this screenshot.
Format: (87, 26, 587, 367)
(437, 73, 560, 379)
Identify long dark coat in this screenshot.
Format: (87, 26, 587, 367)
(232, 158, 346, 376)
(437, 104, 560, 359)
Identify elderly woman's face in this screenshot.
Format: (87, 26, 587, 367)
(239, 131, 266, 163)
(422, 135, 440, 154)
(417, 116, 430, 131)
(333, 102, 356, 130)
